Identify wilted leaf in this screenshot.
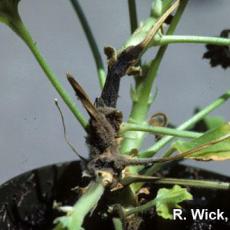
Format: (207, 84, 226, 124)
(203, 29, 230, 69)
(174, 123, 230, 161)
(154, 185, 192, 219)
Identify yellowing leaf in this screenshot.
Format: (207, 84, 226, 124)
(174, 123, 230, 161)
(154, 185, 192, 219)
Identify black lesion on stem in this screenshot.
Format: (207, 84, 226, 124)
(99, 0, 179, 108)
(66, 40, 147, 159)
(66, 55, 152, 183)
(99, 45, 143, 108)
(66, 0, 179, 185)
(66, 41, 146, 181)
(67, 74, 125, 181)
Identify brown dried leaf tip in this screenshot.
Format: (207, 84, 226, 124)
(203, 30, 230, 69)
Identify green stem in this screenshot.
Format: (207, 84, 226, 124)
(125, 199, 155, 216)
(113, 218, 124, 230)
(120, 123, 202, 139)
(140, 90, 230, 158)
(119, 50, 164, 155)
(132, 148, 175, 192)
(120, 0, 188, 155)
(69, 0, 106, 88)
(10, 19, 88, 129)
(128, 0, 138, 33)
(122, 175, 230, 190)
(159, 35, 230, 46)
(54, 181, 104, 230)
(142, 147, 175, 177)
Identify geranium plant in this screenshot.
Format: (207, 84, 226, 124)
(0, 0, 230, 229)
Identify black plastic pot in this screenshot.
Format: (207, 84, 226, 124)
(0, 161, 229, 230)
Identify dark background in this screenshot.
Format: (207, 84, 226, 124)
(0, 0, 229, 183)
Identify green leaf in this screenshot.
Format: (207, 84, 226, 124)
(174, 123, 230, 160)
(154, 185, 192, 219)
